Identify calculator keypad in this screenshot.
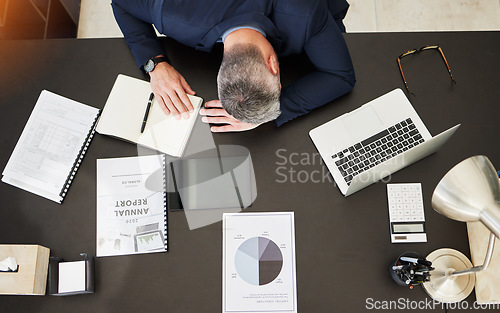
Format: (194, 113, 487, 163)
(387, 183, 425, 222)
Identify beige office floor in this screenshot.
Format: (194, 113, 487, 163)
(78, 0, 500, 38)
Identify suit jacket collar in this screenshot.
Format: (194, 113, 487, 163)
(196, 13, 282, 53)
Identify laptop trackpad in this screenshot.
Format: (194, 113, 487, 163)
(343, 106, 384, 142)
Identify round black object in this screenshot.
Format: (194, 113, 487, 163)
(389, 251, 425, 287)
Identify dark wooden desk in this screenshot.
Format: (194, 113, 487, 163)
(1, 32, 499, 312)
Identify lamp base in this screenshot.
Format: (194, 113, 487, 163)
(422, 248, 475, 303)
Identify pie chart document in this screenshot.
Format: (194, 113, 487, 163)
(222, 212, 297, 313)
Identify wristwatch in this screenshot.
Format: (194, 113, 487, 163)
(144, 56, 167, 73)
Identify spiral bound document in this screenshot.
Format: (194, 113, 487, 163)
(96, 154, 168, 257)
(2, 90, 100, 203)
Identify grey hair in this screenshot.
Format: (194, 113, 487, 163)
(217, 44, 281, 125)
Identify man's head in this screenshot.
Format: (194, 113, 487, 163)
(217, 43, 281, 125)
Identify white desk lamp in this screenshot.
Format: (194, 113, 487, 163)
(422, 155, 500, 303)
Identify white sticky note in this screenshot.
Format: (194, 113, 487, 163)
(58, 261, 86, 293)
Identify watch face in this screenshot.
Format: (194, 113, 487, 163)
(144, 59, 154, 72)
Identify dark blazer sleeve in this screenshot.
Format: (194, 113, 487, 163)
(111, 0, 166, 69)
(275, 1, 355, 126)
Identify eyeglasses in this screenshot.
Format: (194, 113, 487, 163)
(397, 45, 456, 95)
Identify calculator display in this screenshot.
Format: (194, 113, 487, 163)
(392, 223, 425, 234)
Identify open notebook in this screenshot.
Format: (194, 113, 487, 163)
(96, 74, 203, 157)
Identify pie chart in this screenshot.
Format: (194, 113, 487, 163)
(234, 237, 283, 286)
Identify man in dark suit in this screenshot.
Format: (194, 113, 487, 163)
(111, 0, 355, 132)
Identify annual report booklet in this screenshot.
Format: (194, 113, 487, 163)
(2, 90, 100, 203)
(96, 154, 168, 257)
(96, 74, 203, 157)
(222, 212, 297, 313)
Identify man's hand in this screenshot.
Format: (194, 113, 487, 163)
(200, 100, 260, 132)
(149, 61, 196, 119)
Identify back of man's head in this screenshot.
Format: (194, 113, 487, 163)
(217, 44, 281, 125)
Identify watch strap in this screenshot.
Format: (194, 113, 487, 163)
(144, 56, 168, 73)
(152, 56, 167, 66)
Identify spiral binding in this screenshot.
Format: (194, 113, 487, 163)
(162, 154, 168, 251)
(59, 111, 101, 202)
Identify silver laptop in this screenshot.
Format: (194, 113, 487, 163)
(309, 88, 460, 196)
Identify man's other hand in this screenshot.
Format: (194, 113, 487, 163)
(200, 100, 260, 132)
(149, 62, 196, 119)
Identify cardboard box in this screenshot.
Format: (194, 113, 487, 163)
(0, 245, 50, 295)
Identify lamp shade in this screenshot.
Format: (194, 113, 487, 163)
(431, 155, 500, 238)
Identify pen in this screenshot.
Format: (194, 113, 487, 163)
(141, 93, 154, 133)
(399, 256, 432, 266)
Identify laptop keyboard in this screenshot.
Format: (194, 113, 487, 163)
(331, 118, 425, 185)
